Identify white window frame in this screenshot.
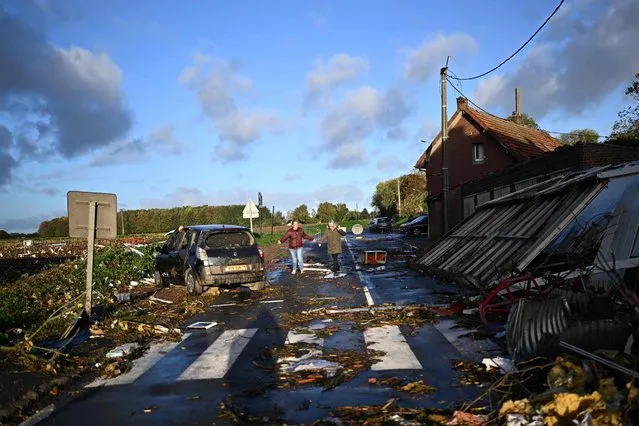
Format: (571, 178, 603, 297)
(472, 143, 485, 164)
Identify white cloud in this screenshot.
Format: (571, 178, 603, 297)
(402, 33, 478, 83)
(320, 86, 413, 168)
(376, 155, 406, 172)
(179, 53, 281, 162)
(141, 185, 366, 213)
(91, 138, 147, 167)
(474, 0, 639, 118)
(305, 53, 369, 106)
(149, 126, 186, 155)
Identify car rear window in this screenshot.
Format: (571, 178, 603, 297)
(203, 231, 254, 249)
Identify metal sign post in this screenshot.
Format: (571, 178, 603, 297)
(68, 191, 117, 316)
(242, 199, 259, 233)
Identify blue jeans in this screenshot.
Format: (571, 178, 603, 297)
(288, 247, 304, 272)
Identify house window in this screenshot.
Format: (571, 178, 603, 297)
(514, 178, 537, 191)
(493, 185, 511, 200)
(473, 143, 485, 163)
(631, 226, 639, 258)
(476, 191, 491, 207)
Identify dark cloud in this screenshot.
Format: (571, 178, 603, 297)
(90, 138, 147, 167)
(0, 7, 133, 183)
(475, 0, 639, 118)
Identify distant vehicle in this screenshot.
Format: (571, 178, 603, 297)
(154, 225, 265, 295)
(369, 217, 392, 233)
(401, 214, 429, 236)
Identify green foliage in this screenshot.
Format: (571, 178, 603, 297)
(38, 205, 284, 237)
(291, 204, 311, 223)
(0, 230, 10, 240)
(317, 202, 338, 223)
(371, 172, 426, 218)
(0, 246, 156, 333)
(559, 129, 600, 145)
(361, 208, 370, 218)
(611, 73, 639, 142)
(507, 113, 540, 129)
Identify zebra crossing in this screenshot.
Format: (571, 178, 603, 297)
(86, 323, 440, 389)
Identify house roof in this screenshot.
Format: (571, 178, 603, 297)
(414, 101, 562, 168)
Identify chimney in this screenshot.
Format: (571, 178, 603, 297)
(511, 88, 522, 124)
(456, 97, 468, 111)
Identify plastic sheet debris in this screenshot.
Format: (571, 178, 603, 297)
(482, 357, 516, 374)
(106, 343, 139, 358)
(283, 359, 342, 378)
(187, 321, 217, 330)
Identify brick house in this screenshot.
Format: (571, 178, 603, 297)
(462, 142, 639, 217)
(414, 97, 562, 241)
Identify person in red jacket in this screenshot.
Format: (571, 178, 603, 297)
(278, 220, 314, 274)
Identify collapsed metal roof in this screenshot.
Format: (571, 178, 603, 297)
(415, 162, 639, 289)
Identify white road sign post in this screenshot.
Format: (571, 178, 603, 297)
(242, 199, 259, 233)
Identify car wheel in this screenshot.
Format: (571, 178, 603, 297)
(153, 269, 168, 287)
(244, 281, 265, 291)
(185, 268, 203, 296)
(413, 228, 421, 236)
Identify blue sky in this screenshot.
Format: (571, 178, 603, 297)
(1, 0, 637, 232)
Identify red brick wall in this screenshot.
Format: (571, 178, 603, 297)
(426, 114, 516, 240)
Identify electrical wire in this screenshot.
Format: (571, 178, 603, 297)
(448, 0, 565, 81)
(445, 78, 610, 139)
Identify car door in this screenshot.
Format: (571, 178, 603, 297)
(175, 230, 194, 277)
(156, 233, 177, 273)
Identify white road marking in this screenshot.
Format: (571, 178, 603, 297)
(86, 334, 192, 388)
(285, 330, 324, 346)
(345, 238, 376, 306)
(364, 325, 422, 371)
(177, 328, 258, 381)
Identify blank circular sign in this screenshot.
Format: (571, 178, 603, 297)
(352, 224, 364, 235)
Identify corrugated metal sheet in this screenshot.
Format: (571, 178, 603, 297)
(417, 181, 603, 287)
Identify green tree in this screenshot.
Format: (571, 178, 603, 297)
(611, 73, 639, 142)
(507, 113, 539, 129)
(371, 172, 426, 218)
(0, 230, 10, 240)
(559, 129, 600, 145)
(335, 203, 349, 221)
(361, 208, 370, 219)
(291, 204, 311, 223)
(317, 202, 338, 223)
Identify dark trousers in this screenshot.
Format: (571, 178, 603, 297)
(331, 253, 340, 272)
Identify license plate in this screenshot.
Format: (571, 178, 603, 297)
(225, 264, 248, 272)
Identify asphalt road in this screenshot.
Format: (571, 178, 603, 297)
(35, 232, 502, 426)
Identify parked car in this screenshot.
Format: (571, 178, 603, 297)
(401, 214, 429, 236)
(154, 225, 265, 295)
(369, 217, 392, 233)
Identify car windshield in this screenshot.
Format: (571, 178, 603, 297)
(203, 231, 254, 249)
(411, 215, 427, 224)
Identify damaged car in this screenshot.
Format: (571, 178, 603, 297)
(154, 225, 265, 295)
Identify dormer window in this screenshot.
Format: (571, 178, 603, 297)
(473, 143, 485, 163)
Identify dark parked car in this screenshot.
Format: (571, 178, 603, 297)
(401, 214, 429, 236)
(369, 217, 392, 233)
(154, 225, 265, 295)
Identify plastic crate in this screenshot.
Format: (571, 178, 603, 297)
(359, 250, 387, 265)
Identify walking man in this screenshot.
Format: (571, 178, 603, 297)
(319, 220, 346, 273)
(278, 220, 314, 274)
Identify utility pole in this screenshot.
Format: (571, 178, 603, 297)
(271, 206, 275, 235)
(397, 178, 402, 217)
(356, 203, 359, 220)
(440, 66, 449, 233)
(120, 209, 125, 236)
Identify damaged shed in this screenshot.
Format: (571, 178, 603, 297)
(415, 161, 639, 289)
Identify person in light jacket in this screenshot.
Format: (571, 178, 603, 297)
(319, 220, 346, 273)
(278, 220, 314, 274)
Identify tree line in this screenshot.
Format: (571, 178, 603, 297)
(38, 205, 286, 237)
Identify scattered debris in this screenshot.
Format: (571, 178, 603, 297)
(482, 357, 516, 374)
(105, 343, 140, 358)
(187, 321, 217, 330)
(149, 295, 173, 304)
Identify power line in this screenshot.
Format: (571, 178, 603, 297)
(445, 78, 610, 139)
(448, 0, 565, 81)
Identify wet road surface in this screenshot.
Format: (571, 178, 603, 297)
(37, 232, 502, 425)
